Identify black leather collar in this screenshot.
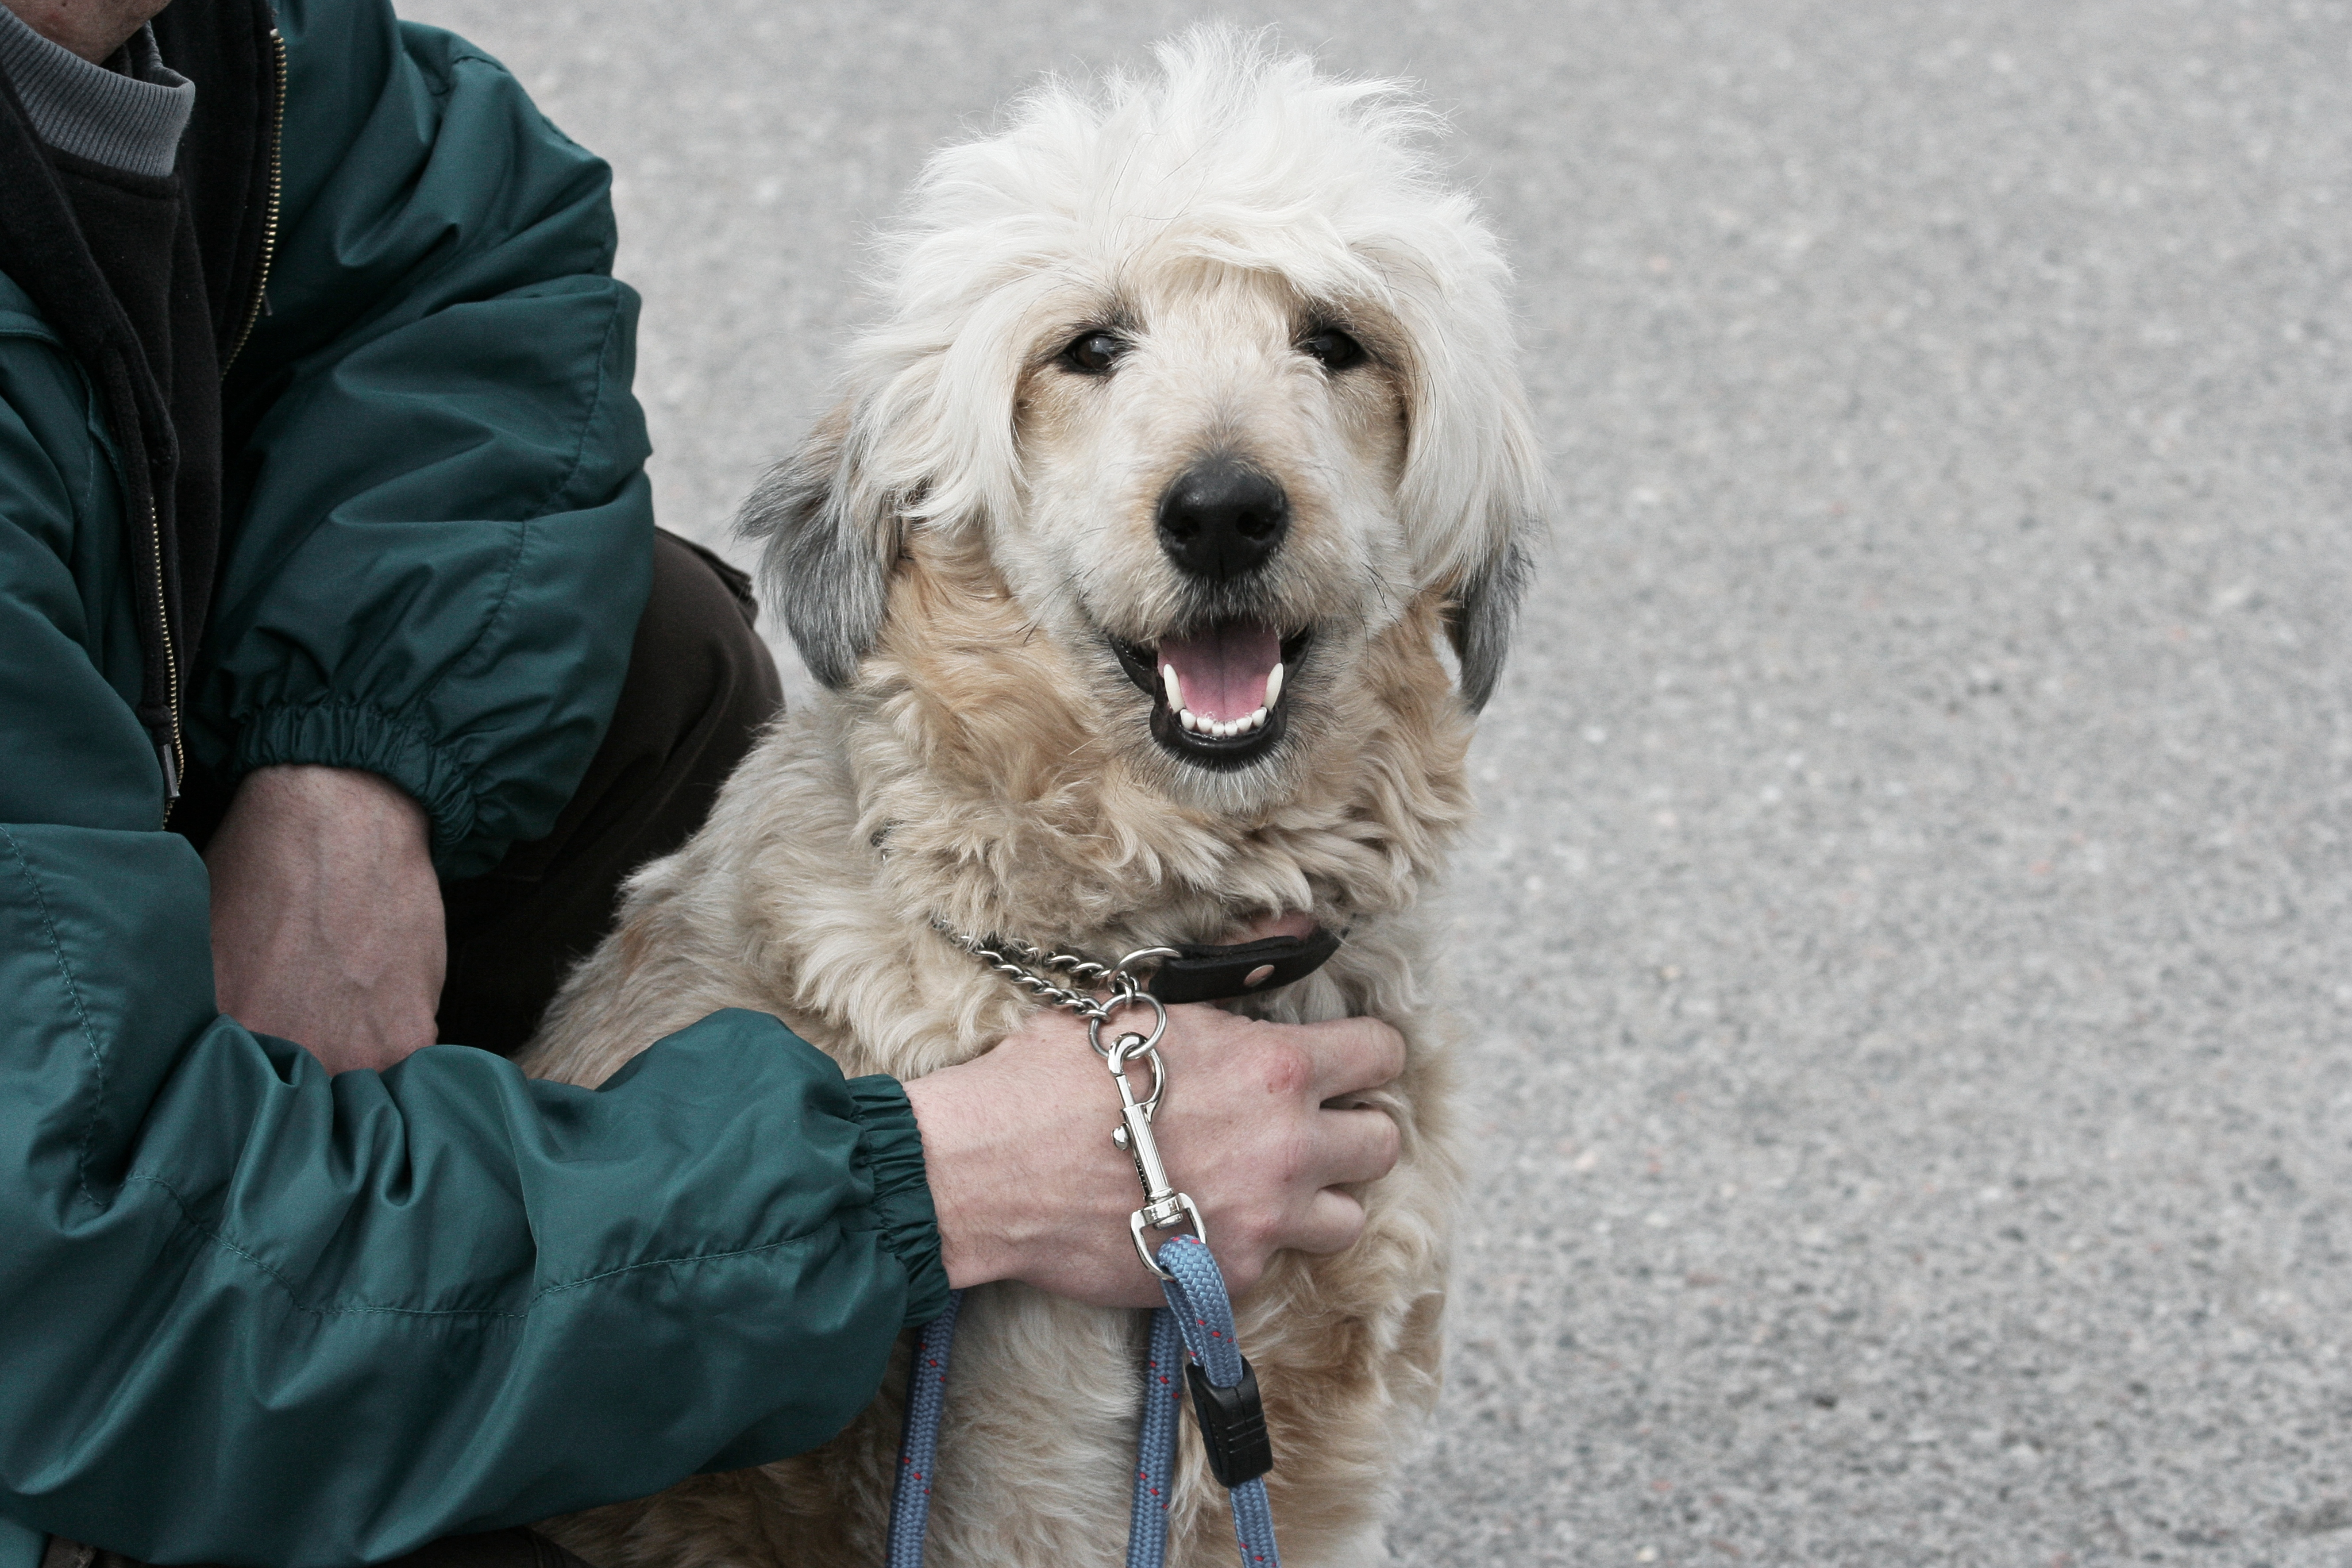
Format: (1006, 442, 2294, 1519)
(1139, 926, 1344, 1004)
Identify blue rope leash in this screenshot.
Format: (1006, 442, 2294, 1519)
(883, 1288, 961, 1568)
(1125, 1303, 1183, 1568)
(1146, 1236, 1282, 1568)
(886, 1241, 1282, 1568)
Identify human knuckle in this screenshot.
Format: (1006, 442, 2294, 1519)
(1259, 1038, 1314, 1098)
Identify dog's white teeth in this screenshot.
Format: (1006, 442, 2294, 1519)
(1264, 662, 1284, 709)
(1161, 664, 1184, 712)
(1176, 705, 1273, 740)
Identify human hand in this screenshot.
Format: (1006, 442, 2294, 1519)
(204, 765, 446, 1074)
(901, 1003, 1405, 1308)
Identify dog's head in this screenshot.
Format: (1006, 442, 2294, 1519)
(746, 28, 1541, 806)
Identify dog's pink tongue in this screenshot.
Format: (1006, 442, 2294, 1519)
(1158, 622, 1280, 723)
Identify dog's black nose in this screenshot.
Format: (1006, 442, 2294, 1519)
(1157, 462, 1289, 582)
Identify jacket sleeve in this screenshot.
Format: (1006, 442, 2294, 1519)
(0, 337, 949, 1568)
(194, 0, 655, 878)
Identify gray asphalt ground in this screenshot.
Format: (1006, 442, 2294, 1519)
(401, 3, 2352, 1562)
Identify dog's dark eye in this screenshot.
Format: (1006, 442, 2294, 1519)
(1060, 331, 1127, 374)
(1301, 326, 1366, 371)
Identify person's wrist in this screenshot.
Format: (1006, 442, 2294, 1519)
(901, 1063, 1023, 1291)
(206, 764, 443, 1073)
(230, 764, 431, 851)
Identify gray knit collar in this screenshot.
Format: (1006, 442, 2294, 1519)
(0, 8, 194, 180)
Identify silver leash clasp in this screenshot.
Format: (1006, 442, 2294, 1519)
(1087, 988, 1204, 1279)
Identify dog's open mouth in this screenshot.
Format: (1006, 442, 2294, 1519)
(1110, 622, 1312, 769)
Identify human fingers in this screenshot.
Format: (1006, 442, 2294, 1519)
(1286, 1187, 1369, 1257)
(1306, 1104, 1402, 1188)
(1228, 909, 1317, 944)
(1295, 1015, 1407, 1101)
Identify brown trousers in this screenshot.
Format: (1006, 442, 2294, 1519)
(437, 529, 783, 1054)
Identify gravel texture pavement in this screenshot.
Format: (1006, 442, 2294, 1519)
(401, 3, 2352, 1561)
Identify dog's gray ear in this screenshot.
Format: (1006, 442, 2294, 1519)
(737, 405, 897, 689)
(1444, 538, 1531, 713)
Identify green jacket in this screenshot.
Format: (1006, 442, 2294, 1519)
(0, 5, 946, 1566)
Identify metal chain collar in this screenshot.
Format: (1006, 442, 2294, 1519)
(929, 920, 1176, 1023)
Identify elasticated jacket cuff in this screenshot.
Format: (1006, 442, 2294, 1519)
(845, 1074, 951, 1327)
(232, 701, 480, 872)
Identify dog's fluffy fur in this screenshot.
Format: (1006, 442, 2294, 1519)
(520, 28, 1540, 1568)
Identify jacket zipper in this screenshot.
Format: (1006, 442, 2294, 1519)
(151, 495, 183, 816)
(167, 24, 285, 818)
(220, 27, 286, 374)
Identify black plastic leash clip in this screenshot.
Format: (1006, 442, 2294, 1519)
(1184, 1355, 1275, 1487)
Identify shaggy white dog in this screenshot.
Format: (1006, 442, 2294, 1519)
(521, 27, 1541, 1568)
